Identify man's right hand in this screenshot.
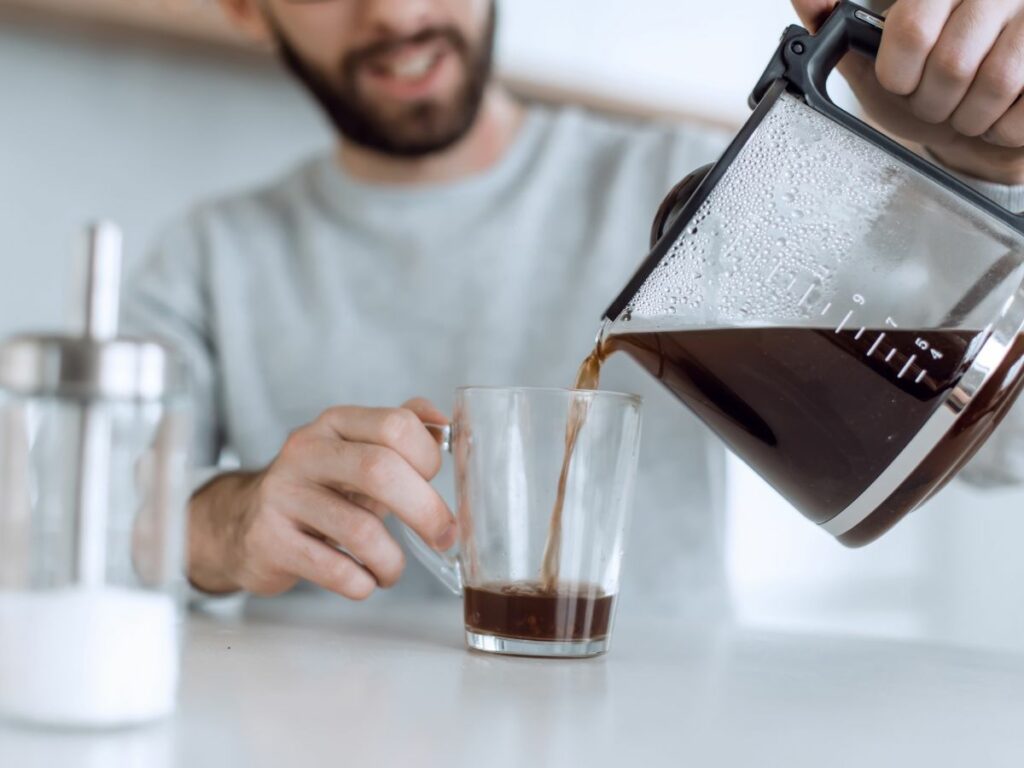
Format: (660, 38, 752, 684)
(186, 398, 457, 600)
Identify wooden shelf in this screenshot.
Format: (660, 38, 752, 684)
(0, 0, 254, 47)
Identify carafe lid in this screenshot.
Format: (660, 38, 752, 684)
(0, 222, 185, 401)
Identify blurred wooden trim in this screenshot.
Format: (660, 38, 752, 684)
(503, 76, 738, 133)
(0, 0, 250, 46)
(0, 0, 740, 131)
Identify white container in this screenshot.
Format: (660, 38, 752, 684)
(0, 588, 178, 726)
(0, 223, 191, 727)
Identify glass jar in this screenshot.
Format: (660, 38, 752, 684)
(0, 223, 191, 727)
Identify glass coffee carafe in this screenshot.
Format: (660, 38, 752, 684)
(600, 2, 1024, 546)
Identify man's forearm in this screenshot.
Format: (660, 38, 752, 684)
(188, 470, 260, 595)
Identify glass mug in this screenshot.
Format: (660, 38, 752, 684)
(404, 386, 642, 658)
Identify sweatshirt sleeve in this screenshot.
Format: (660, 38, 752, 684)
(123, 218, 246, 606)
(122, 216, 224, 472)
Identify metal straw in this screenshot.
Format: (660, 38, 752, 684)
(72, 222, 122, 588)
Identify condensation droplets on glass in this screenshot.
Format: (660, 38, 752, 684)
(624, 93, 903, 330)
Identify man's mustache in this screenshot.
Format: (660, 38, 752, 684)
(343, 27, 469, 76)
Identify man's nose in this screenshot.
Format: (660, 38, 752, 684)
(357, 0, 438, 39)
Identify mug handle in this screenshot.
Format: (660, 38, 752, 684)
(398, 423, 463, 596)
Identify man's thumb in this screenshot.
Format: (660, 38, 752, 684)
(790, 0, 840, 32)
(402, 397, 449, 427)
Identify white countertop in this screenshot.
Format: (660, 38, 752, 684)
(4, 595, 1024, 768)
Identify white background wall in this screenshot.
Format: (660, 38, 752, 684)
(2, 1, 1023, 651)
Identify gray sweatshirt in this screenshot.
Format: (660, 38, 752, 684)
(123, 104, 1024, 616)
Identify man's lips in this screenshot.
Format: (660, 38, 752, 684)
(358, 41, 457, 101)
(367, 43, 445, 79)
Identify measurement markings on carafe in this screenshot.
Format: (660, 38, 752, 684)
(818, 293, 946, 389)
(866, 333, 885, 356)
(768, 261, 978, 393)
(835, 310, 853, 333)
(769, 260, 832, 313)
(898, 355, 917, 379)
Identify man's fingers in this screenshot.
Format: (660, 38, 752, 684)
(952, 16, 1024, 137)
(299, 438, 455, 550)
(402, 397, 449, 428)
(341, 490, 392, 519)
(789, 0, 839, 32)
(908, 0, 1010, 124)
(313, 405, 443, 480)
(985, 95, 1024, 147)
(280, 529, 378, 600)
(876, 0, 959, 96)
(291, 486, 406, 588)
(341, 443, 456, 549)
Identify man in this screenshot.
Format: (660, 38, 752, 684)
(124, 0, 1024, 613)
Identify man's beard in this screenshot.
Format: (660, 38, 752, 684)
(271, 6, 496, 158)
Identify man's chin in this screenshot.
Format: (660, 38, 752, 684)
(347, 102, 478, 158)
(355, 124, 475, 158)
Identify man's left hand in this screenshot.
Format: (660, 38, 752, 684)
(791, 0, 1024, 185)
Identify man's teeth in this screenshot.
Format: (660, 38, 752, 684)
(388, 52, 439, 80)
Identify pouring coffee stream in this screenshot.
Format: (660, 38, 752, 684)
(538, 342, 607, 592)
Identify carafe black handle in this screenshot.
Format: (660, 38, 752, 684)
(749, 0, 1024, 226)
(751, 1, 884, 112)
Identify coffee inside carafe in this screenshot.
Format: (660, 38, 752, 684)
(561, 321, 1024, 547)
(606, 323, 1023, 544)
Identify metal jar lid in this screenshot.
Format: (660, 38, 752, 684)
(0, 222, 186, 402)
(0, 335, 184, 401)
